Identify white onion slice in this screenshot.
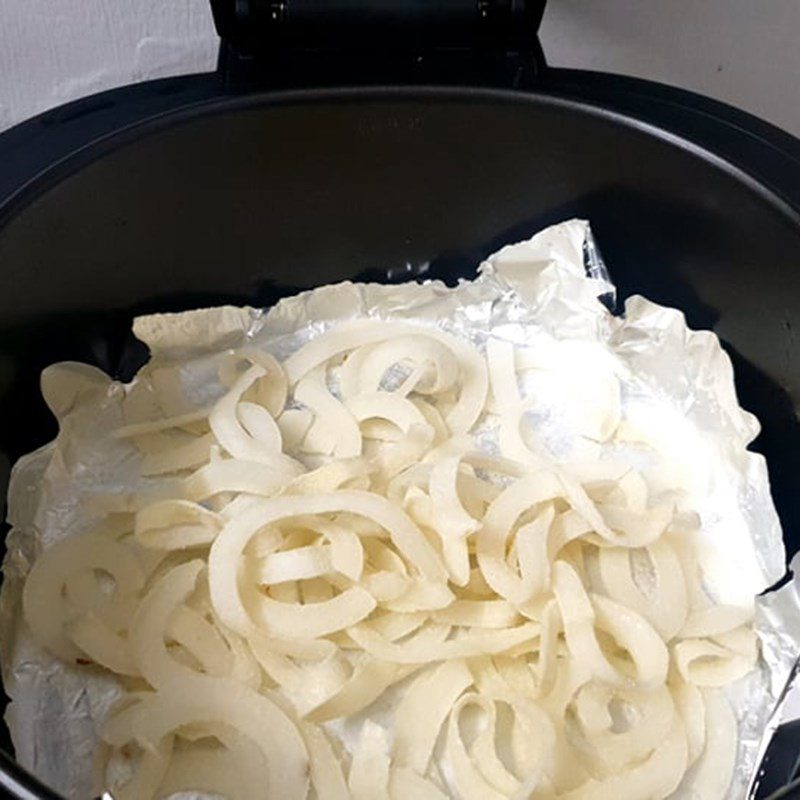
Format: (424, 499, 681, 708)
(598, 540, 688, 640)
(683, 689, 737, 799)
(673, 637, 756, 686)
(114, 408, 211, 439)
(22, 311, 761, 800)
(672, 679, 706, 766)
(562, 718, 687, 800)
(156, 730, 267, 800)
(183, 456, 303, 501)
(433, 600, 522, 629)
(348, 720, 391, 800)
(249, 587, 376, 640)
(129, 678, 309, 800)
(23, 532, 145, 662)
(140, 432, 214, 476)
(477, 472, 564, 604)
(345, 335, 459, 398)
(348, 620, 540, 664)
(347, 391, 429, 433)
(389, 767, 448, 800)
(135, 499, 223, 550)
(393, 659, 473, 773)
(306, 660, 418, 723)
(296, 369, 362, 458)
(210, 365, 285, 462)
(210, 492, 446, 635)
(220, 347, 288, 417)
(129, 560, 207, 688)
(298, 722, 350, 800)
(285, 321, 487, 434)
(64, 613, 138, 675)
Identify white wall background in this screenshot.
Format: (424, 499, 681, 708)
(1, 0, 800, 137)
(542, 0, 800, 137)
(0, 0, 218, 131)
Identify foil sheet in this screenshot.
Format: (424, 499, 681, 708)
(0, 218, 797, 799)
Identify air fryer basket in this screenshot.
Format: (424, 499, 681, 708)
(1, 4, 800, 799)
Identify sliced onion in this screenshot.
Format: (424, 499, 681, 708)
(182, 456, 303, 501)
(106, 735, 172, 800)
(253, 545, 334, 585)
(284, 320, 419, 383)
(114, 408, 211, 439)
(140, 432, 214, 476)
(486, 337, 521, 410)
(393, 659, 473, 773)
(348, 720, 391, 800)
(129, 677, 309, 800)
(210, 492, 446, 635)
(285, 321, 487, 434)
(301, 721, 351, 800)
(221, 347, 288, 417)
(389, 767, 448, 800)
(683, 689, 737, 799)
(24, 308, 761, 800)
(673, 637, 756, 687)
(571, 682, 676, 775)
(552, 561, 618, 686)
(23, 532, 145, 662)
(156, 730, 268, 800)
(128, 560, 206, 688)
(672, 678, 706, 767)
(598, 539, 688, 640)
(680, 604, 753, 638)
(209, 365, 285, 462)
(590, 593, 669, 689)
(248, 587, 376, 640)
(347, 391, 429, 434)
(433, 600, 522, 629)
(477, 472, 565, 604)
(277, 407, 314, 450)
(64, 613, 138, 676)
(345, 335, 459, 398)
(562, 718, 687, 800)
(135, 499, 223, 550)
(296, 369, 362, 458)
(305, 660, 418, 723)
(428, 455, 480, 586)
(444, 692, 555, 800)
(348, 620, 540, 664)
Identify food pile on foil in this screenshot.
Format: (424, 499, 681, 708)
(0, 220, 797, 800)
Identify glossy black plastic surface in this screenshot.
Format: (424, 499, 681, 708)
(1, 70, 800, 799)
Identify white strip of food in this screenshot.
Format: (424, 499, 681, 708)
(21, 319, 758, 800)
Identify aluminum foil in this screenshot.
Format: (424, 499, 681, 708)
(1, 218, 798, 800)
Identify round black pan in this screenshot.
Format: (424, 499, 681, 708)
(1, 68, 800, 798)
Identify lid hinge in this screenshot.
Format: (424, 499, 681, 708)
(210, 0, 548, 89)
